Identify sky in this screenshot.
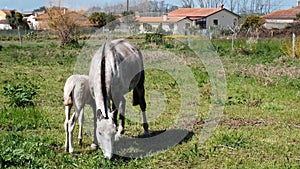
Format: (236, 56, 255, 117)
(0, 0, 298, 12)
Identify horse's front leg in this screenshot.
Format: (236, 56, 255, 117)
(90, 103, 98, 150)
(115, 96, 125, 141)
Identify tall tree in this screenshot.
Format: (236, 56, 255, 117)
(181, 0, 195, 8)
(47, 7, 79, 46)
(89, 12, 107, 27)
(6, 10, 29, 29)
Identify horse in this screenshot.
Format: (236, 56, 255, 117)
(89, 38, 150, 159)
(63, 74, 97, 153)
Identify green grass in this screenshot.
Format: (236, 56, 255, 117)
(0, 37, 299, 168)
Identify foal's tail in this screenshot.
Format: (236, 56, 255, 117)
(63, 76, 75, 106)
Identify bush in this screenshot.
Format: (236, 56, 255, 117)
(145, 33, 164, 45)
(282, 36, 300, 58)
(3, 80, 39, 107)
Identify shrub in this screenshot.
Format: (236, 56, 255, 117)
(145, 33, 164, 45)
(3, 80, 39, 108)
(282, 36, 300, 58)
(242, 15, 265, 30)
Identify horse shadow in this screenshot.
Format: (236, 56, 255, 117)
(113, 128, 194, 161)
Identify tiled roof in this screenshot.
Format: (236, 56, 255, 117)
(136, 16, 187, 23)
(264, 6, 300, 19)
(0, 9, 18, 15)
(168, 8, 221, 17)
(0, 20, 8, 24)
(36, 13, 49, 20)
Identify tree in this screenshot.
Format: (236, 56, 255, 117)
(143, 23, 153, 32)
(242, 15, 265, 29)
(88, 12, 107, 27)
(47, 7, 79, 46)
(106, 13, 120, 31)
(296, 13, 300, 20)
(6, 10, 29, 30)
(181, 0, 195, 8)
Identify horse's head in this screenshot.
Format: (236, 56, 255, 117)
(96, 111, 116, 159)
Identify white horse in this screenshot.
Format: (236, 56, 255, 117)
(63, 74, 96, 153)
(89, 39, 150, 159)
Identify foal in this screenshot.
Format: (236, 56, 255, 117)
(63, 74, 96, 153)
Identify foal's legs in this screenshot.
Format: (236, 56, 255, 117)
(64, 105, 71, 152)
(77, 108, 84, 146)
(67, 105, 81, 153)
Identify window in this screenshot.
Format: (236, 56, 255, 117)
(197, 18, 206, 29)
(213, 19, 218, 26)
(233, 18, 238, 26)
(185, 23, 191, 29)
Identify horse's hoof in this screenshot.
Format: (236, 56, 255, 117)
(115, 133, 122, 141)
(144, 130, 152, 136)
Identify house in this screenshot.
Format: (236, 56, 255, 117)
(263, 5, 300, 29)
(0, 10, 14, 30)
(0, 10, 12, 20)
(0, 20, 12, 30)
(167, 6, 239, 30)
(136, 15, 193, 34)
(136, 6, 239, 35)
(29, 9, 93, 30)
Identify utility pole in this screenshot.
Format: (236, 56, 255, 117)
(127, 0, 129, 12)
(268, 0, 270, 14)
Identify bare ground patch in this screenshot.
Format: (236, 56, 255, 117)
(219, 118, 275, 129)
(242, 64, 300, 79)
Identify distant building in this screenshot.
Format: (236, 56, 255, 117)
(263, 5, 300, 29)
(136, 6, 239, 35)
(136, 15, 192, 34)
(168, 6, 239, 30)
(26, 8, 93, 30)
(0, 10, 12, 20)
(0, 10, 14, 30)
(0, 20, 12, 30)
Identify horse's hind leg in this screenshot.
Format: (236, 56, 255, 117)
(64, 105, 71, 152)
(77, 108, 84, 146)
(133, 83, 150, 135)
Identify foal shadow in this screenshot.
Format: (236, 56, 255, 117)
(113, 128, 194, 161)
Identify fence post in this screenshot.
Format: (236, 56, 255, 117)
(292, 33, 296, 58)
(18, 26, 22, 47)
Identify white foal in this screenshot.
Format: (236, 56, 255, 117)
(63, 74, 96, 153)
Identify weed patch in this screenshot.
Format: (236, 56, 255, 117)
(0, 107, 51, 131)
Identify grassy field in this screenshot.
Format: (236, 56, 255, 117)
(0, 36, 299, 168)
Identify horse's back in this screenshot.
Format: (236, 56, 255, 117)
(64, 75, 93, 107)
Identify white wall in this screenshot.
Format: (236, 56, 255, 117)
(206, 10, 239, 30)
(0, 24, 12, 30)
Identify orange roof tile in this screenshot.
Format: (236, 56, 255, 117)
(264, 6, 300, 19)
(168, 8, 221, 17)
(136, 16, 187, 23)
(0, 9, 18, 15)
